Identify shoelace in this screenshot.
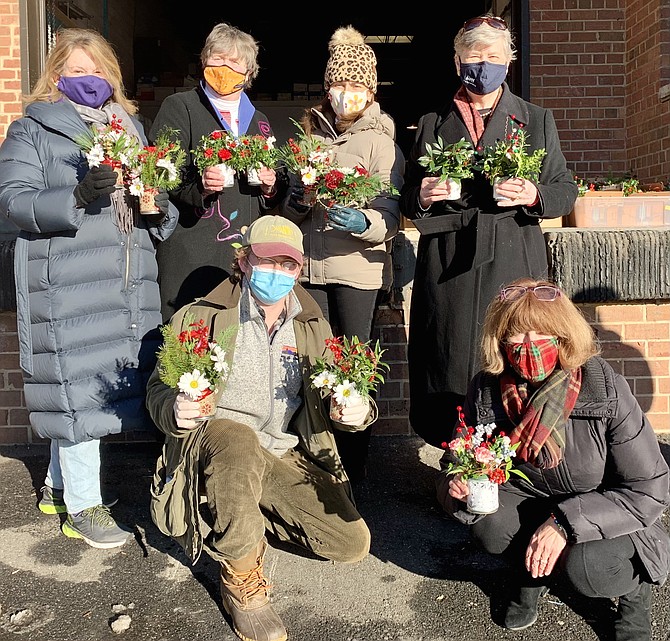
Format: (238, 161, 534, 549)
(80, 504, 115, 527)
(223, 562, 272, 604)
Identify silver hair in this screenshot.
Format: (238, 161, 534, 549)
(200, 23, 260, 84)
(453, 21, 516, 63)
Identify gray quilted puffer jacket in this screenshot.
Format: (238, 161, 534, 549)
(0, 99, 177, 442)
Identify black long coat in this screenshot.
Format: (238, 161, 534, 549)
(149, 85, 283, 321)
(399, 85, 577, 444)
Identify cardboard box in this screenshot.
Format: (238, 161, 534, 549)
(566, 192, 670, 228)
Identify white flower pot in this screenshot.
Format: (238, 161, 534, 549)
(493, 176, 511, 201)
(466, 477, 499, 514)
(215, 163, 236, 188)
(443, 177, 462, 200)
(246, 167, 263, 186)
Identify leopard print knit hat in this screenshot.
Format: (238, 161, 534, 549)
(324, 26, 377, 93)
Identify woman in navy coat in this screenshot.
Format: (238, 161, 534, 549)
(0, 29, 177, 548)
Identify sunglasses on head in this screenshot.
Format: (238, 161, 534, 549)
(463, 16, 508, 32)
(499, 285, 561, 302)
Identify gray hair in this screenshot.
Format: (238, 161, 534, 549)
(453, 21, 516, 63)
(200, 23, 260, 85)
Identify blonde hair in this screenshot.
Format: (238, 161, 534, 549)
(25, 28, 137, 114)
(480, 277, 600, 374)
(453, 15, 516, 64)
(200, 23, 259, 88)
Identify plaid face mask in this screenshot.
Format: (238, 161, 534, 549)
(504, 337, 559, 383)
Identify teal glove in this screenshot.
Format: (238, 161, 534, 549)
(326, 205, 368, 234)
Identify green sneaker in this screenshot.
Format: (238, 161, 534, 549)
(38, 486, 66, 514)
(61, 505, 131, 549)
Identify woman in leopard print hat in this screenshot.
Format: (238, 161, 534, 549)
(279, 25, 405, 482)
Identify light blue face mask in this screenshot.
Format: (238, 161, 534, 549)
(248, 268, 296, 304)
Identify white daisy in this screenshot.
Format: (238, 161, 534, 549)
(301, 166, 318, 186)
(312, 370, 336, 390)
(86, 143, 105, 167)
(333, 380, 362, 407)
(129, 177, 144, 197)
(178, 369, 210, 399)
(156, 158, 178, 182)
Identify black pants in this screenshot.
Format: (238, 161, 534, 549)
(409, 390, 465, 448)
(302, 283, 378, 481)
(472, 486, 646, 598)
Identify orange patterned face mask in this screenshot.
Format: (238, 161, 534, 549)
(204, 65, 246, 96)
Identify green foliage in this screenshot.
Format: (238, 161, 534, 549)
(135, 127, 186, 190)
(417, 137, 475, 182)
(157, 313, 236, 392)
(310, 335, 389, 398)
(477, 127, 547, 184)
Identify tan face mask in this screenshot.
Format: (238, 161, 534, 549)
(204, 65, 247, 96)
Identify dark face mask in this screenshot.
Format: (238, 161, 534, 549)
(459, 60, 507, 96)
(57, 75, 114, 109)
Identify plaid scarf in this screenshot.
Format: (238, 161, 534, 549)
(453, 85, 501, 145)
(453, 86, 484, 144)
(501, 366, 582, 469)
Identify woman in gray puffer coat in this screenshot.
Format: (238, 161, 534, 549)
(0, 29, 177, 549)
(437, 278, 670, 641)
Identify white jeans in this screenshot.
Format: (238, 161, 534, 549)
(44, 438, 102, 514)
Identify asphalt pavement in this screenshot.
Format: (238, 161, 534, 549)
(1, 435, 669, 641)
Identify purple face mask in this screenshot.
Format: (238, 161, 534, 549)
(57, 75, 114, 109)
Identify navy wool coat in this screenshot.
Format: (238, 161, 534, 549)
(0, 99, 177, 443)
(400, 84, 578, 410)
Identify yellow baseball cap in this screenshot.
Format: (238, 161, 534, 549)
(242, 216, 304, 263)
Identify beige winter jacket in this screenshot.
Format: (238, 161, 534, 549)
(280, 103, 405, 290)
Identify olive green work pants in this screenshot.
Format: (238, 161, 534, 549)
(199, 418, 371, 564)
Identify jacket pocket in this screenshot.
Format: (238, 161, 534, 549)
(150, 451, 188, 539)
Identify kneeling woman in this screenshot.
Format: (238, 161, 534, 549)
(437, 277, 670, 641)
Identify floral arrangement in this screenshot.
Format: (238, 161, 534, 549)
(310, 335, 389, 407)
(477, 126, 547, 185)
(234, 134, 279, 171)
(417, 136, 476, 183)
(128, 127, 186, 197)
(76, 113, 139, 174)
(442, 407, 530, 484)
(157, 313, 235, 400)
(192, 130, 242, 173)
(277, 119, 334, 189)
(316, 165, 397, 209)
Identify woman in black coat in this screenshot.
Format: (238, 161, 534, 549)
(149, 22, 286, 322)
(399, 15, 578, 445)
(438, 278, 670, 641)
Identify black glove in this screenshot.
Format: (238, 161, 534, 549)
(288, 184, 312, 213)
(153, 188, 170, 216)
(74, 164, 118, 207)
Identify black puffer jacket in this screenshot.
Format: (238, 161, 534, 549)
(438, 356, 670, 585)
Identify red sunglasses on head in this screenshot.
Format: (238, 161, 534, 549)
(463, 16, 508, 32)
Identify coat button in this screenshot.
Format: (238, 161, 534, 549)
(130, 323, 137, 329)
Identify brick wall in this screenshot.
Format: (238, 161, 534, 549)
(625, 0, 670, 183)
(530, 0, 628, 181)
(530, 0, 670, 184)
(3, 300, 667, 444)
(0, 0, 22, 141)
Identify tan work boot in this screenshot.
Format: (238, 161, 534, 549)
(220, 539, 287, 641)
